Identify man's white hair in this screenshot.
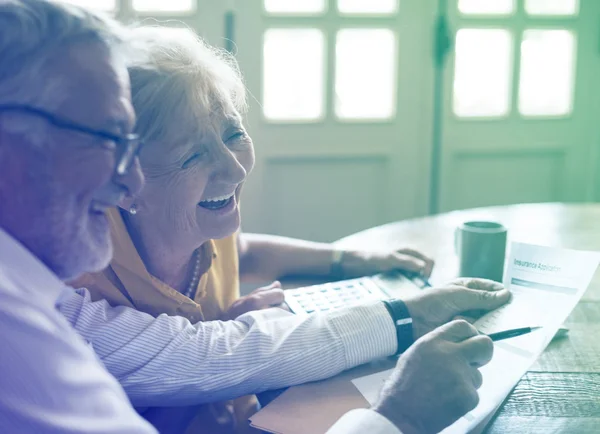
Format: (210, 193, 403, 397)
(0, 0, 127, 138)
(127, 26, 247, 144)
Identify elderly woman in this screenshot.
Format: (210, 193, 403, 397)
(75, 27, 434, 433)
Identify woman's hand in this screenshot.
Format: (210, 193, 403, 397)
(339, 248, 435, 279)
(222, 281, 287, 320)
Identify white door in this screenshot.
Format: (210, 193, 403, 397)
(234, 0, 438, 241)
(437, 0, 600, 212)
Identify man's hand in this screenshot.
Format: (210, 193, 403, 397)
(222, 281, 286, 320)
(403, 278, 510, 339)
(339, 248, 435, 279)
(373, 320, 493, 434)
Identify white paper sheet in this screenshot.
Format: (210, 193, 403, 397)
(351, 243, 600, 433)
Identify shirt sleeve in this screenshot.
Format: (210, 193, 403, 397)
(58, 287, 397, 407)
(0, 285, 156, 434)
(326, 409, 402, 434)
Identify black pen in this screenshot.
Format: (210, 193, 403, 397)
(486, 326, 542, 342)
(415, 274, 432, 288)
(405, 272, 432, 288)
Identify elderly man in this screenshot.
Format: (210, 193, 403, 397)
(0, 1, 506, 433)
(0, 0, 150, 431)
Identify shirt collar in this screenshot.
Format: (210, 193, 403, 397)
(107, 207, 216, 296)
(0, 226, 67, 310)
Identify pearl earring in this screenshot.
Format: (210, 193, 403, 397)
(128, 204, 138, 215)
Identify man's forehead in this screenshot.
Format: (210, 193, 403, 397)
(56, 42, 133, 130)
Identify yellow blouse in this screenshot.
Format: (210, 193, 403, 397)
(73, 208, 259, 434)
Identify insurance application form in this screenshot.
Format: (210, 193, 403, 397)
(351, 242, 600, 434)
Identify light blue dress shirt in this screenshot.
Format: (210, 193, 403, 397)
(0, 226, 401, 433)
(0, 228, 156, 433)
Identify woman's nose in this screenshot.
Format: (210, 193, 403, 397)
(215, 148, 247, 186)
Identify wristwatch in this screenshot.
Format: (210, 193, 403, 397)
(381, 299, 414, 355)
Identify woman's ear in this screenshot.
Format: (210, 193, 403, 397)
(118, 196, 138, 215)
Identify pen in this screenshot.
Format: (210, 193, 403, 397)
(404, 272, 432, 288)
(486, 326, 542, 342)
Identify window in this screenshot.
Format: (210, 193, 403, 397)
(458, 0, 515, 16)
(262, 29, 325, 121)
(337, 0, 398, 15)
(525, 0, 579, 16)
(518, 29, 576, 116)
(262, 0, 400, 122)
(132, 0, 194, 13)
(264, 0, 326, 15)
(335, 29, 397, 119)
(453, 29, 513, 117)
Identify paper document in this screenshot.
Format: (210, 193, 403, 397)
(351, 243, 600, 433)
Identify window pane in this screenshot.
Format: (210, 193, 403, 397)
(518, 30, 576, 116)
(525, 0, 579, 16)
(263, 29, 325, 121)
(264, 0, 326, 14)
(132, 0, 194, 12)
(335, 29, 397, 119)
(58, 0, 115, 11)
(453, 29, 513, 117)
(458, 0, 515, 15)
(337, 0, 398, 14)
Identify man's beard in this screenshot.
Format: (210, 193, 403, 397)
(29, 195, 111, 281)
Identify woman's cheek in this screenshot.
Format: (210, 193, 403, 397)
(165, 189, 199, 232)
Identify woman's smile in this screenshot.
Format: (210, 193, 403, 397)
(198, 192, 236, 214)
(198, 192, 234, 209)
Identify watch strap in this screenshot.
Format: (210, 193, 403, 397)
(382, 299, 414, 355)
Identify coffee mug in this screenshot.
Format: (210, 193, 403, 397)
(455, 221, 507, 282)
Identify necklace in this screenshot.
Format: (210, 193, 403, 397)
(182, 249, 202, 299)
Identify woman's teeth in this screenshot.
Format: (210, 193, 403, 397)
(199, 194, 234, 210)
(204, 193, 234, 202)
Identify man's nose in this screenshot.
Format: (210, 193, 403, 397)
(115, 156, 145, 197)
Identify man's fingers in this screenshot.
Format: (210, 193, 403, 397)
(452, 315, 477, 324)
(470, 367, 483, 389)
(458, 334, 494, 367)
(451, 278, 505, 292)
(461, 309, 486, 317)
(454, 287, 511, 312)
(435, 319, 480, 342)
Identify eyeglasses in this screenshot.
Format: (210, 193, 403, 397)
(0, 104, 143, 176)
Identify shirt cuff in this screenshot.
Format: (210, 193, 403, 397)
(327, 301, 397, 369)
(326, 409, 402, 434)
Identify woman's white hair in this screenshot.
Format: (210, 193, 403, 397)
(0, 0, 127, 138)
(126, 25, 247, 143)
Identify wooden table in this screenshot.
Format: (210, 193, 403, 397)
(334, 203, 600, 433)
